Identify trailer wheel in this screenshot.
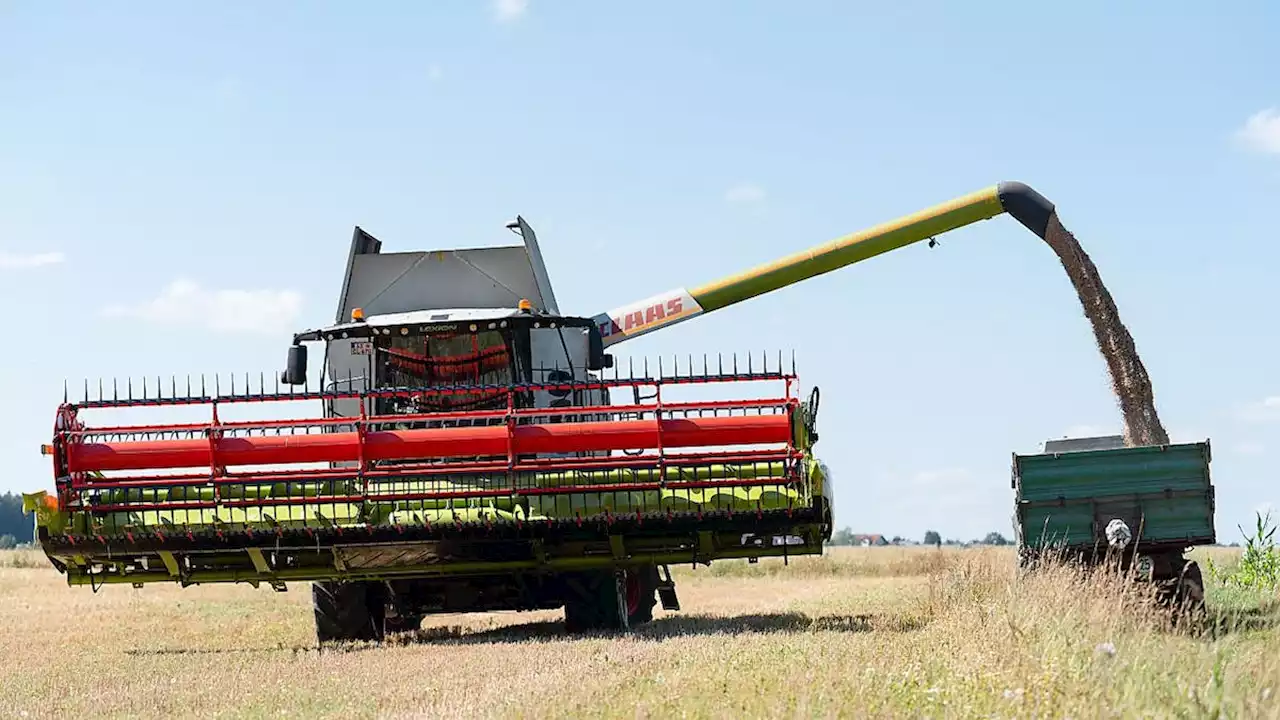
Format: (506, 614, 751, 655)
(312, 580, 386, 645)
(1173, 560, 1206, 615)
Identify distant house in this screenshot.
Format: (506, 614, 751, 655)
(851, 534, 889, 547)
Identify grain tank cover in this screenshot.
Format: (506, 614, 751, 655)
(332, 219, 559, 324)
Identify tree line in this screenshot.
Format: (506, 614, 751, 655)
(0, 493, 33, 548)
(826, 526, 1012, 547)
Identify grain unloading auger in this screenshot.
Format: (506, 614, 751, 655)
(25, 182, 1055, 642)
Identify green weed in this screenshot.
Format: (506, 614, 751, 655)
(1207, 510, 1280, 592)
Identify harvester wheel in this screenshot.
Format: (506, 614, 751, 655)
(564, 567, 658, 633)
(312, 580, 386, 645)
(564, 571, 624, 632)
(626, 565, 659, 625)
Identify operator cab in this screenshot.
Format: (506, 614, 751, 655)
(280, 303, 613, 418)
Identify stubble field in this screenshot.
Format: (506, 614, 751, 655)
(2, 545, 1278, 719)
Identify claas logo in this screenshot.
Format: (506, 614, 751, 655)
(598, 297, 684, 337)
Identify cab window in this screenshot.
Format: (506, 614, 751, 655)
(376, 329, 513, 412)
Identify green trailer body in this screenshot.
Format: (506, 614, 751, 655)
(1012, 439, 1215, 553)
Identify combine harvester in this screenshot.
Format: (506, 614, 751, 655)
(23, 182, 1203, 642)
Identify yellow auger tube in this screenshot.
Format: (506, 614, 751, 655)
(593, 181, 1055, 347)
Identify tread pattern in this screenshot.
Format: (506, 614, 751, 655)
(563, 567, 659, 633)
(312, 581, 385, 644)
(629, 566, 659, 625)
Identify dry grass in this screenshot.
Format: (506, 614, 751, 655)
(0, 548, 45, 569)
(2, 545, 1278, 719)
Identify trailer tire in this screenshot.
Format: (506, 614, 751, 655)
(312, 580, 386, 645)
(1173, 560, 1206, 615)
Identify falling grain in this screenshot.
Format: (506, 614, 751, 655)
(1041, 212, 1169, 446)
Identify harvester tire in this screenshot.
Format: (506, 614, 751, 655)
(312, 580, 386, 645)
(563, 571, 624, 633)
(563, 568, 658, 633)
(626, 565, 659, 625)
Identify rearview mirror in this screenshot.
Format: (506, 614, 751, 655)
(281, 344, 308, 385)
(587, 327, 613, 371)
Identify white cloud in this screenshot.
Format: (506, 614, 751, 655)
(493, 0, 529, 23)
(1236, 108, 1280, 156)
(102, 278, 303, 335)
(1237, 396, 1280, 423)
(724, 183, 766, 204)
(0, 251, 65, 269)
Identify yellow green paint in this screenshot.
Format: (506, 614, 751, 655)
(690, 185, 1004, 311)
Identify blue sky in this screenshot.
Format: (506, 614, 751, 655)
(2, 1, 1277, 542)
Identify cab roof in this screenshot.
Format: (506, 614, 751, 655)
(292, 307, 593, 344)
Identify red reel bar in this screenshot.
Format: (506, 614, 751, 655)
(64, 414, 793, 474)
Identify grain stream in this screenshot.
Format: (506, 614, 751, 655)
(1043, 211, 1169, 446)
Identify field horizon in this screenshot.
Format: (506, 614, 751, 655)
(3, 544, 1278, 719)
